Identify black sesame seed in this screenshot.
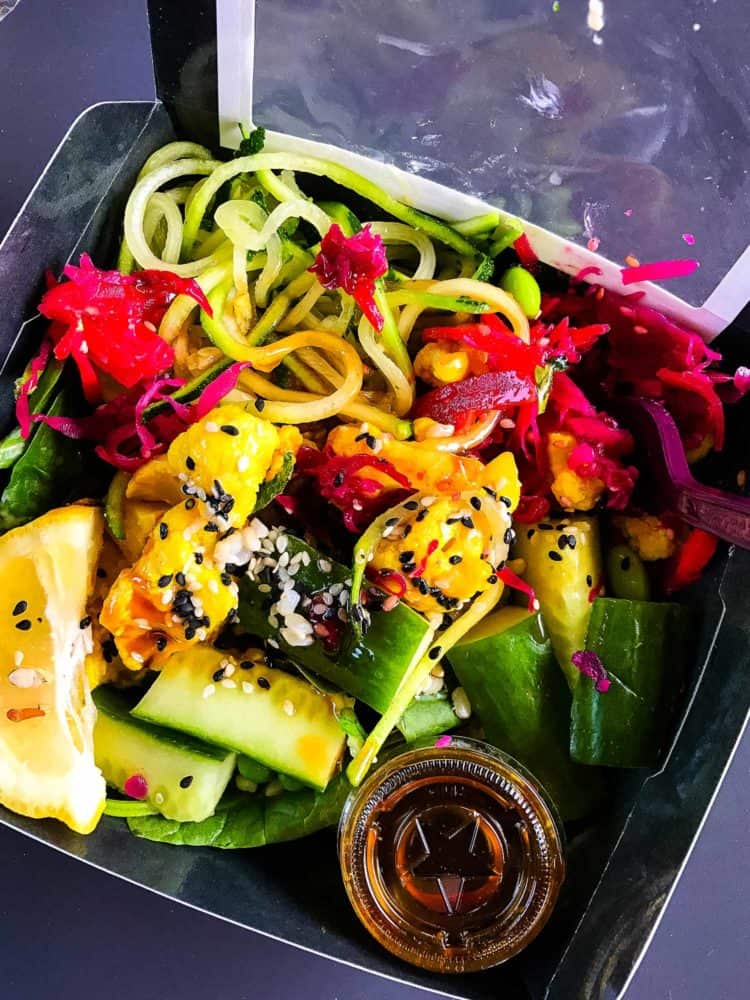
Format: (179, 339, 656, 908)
(355, 432, 368, 442)
(240, 660, 253, 670)
(482, 486, 497, 499)
(548, 551, 563, 562)
(415, 508, 428, 522)
(185, 498, 196, 510)
(194, 552, 204, 565)
(179, 775, 194, 789)
(204, 523, 219, 533)
(399, 551, 415, 563)
(621, 555, 631, 571)
(403, 524, 413, 537)
(15, 620, 31, 631)
(96, 568, 107, 579)
(417, 578, 429, 595)
(174, 572, 186, 587)
(428, 647, 441, 661)
(255, 398, 265, 412)
(155, 635, 168, 652)
(257, 676, 271, 690)
(586, 574, 593, 587)
(158, 574, 173, 588)
(159, 522, 168, 540)
(556, 523, 568, 531)
(220, 573, 232, 586)
(220, 424, 240, 436)
(404, 500, 419, 510)
(567, 534, 577, 549)
(213, 668, 226, 682)
(79, 616, 92, 629)
(497, 559, 506, 570)
(487, 574, 498, 585)
(527, 529, 536, 540)
(365, 434, 377, 449)
(184, 627, 196, 640)
(538, 522, 553, 531)
(449, 554, 463, 565)
(103, 639, 117, 663)
(558, 535, 569, 550)
(385, 517, 399, 527)
(185, 456, 196, 471)
(333, 472, 345, 488)
(461, 516, 475, 530)
(36, 617, 42, 623)
(470, 496, 482, 511)
(503, 528, 516, 545)
(402, 562, 416, 574)
(12, 600, 27, 617)
(500, 495, 512, 508)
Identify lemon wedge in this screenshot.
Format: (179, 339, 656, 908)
(0, 505, 106, 834)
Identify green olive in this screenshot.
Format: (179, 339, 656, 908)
(606, 545, 651, 602)
(499, 266, 542, 318)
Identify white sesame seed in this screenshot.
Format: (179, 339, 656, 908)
(242, 681, 254, 694)
(337, 607, 348, 622)
(317, 559, 332, 573)
(14, 650, 24, 666)
(224, 663, 236, 677)
(7, 667, 45, 688)
(135, 618, 151, 629)
(300, 552, 311, 566)
(259, 583, 272, 593)
(282, 699, 295, 716)
(205, 421, 219, 433)
(421, 496, 436, 507)
(278, 552, 290, 568)
(220, 678, 237, 689)
(267, 638, 279, 649)
(203, 684, 216, 698)
(238, 455, 250, 472)
(161, 589, 174, 605)
(329, 583, 343, 597)
(197, 629, 207, 641)
(131, 652, 145, 664)
(276, 534, 289, 553)
(154, 792, 165, 805)
(208, 579, 219, 594)
(499, 417, 516, 430)
(321, 592, 333, 606)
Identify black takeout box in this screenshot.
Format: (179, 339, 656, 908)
(1, 3, 749, 997)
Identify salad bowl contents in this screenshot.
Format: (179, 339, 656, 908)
(0, 128, 745, 970)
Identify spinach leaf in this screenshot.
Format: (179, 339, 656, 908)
(127, 774, 350, 849)
(0, 359, 64, 470)
(0, 383, 88, 534)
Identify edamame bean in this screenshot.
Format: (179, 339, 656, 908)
(606, 545, 651, 602)
(500, 266, 542, 318)
(237, 754, 273, 784)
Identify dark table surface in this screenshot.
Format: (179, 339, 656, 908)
(1, 2, 749, 998)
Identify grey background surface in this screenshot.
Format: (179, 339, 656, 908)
(0, 2, 748, 998)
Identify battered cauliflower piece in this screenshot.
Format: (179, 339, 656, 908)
(101, 503, 237, 671)
(614, 514, 677, 562)
(167, 404, 281, 527)
(327, 425, 521, 510)
(547, 431, 605, 512)
(368, 496, 510, 616)
(85, 536, 130, 689)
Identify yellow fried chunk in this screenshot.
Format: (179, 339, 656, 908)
(327, 425, 520, 509)
(547, 431, 605, 512)
(414, 341, 470, 386)
(614, 514, 677, 562)
(101, 503, 237, 671)
(167, 404, 280, 527)
(126, 455, 184, 505)
(118, 498, 171, 564)
(369, 497, 502, 616)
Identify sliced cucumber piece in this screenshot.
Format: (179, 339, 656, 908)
(132, 648, 346, 791)
(397, 694, 460, 743)
(237, 535, 432, 713)
(93, 686, 236, 823)
(448, 606, 604, 821)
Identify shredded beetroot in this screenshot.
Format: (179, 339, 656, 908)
(414, 370, 536, 423)
(192, 362, 252, 418)
(513, 233, 538, 269)
(16, 339, 53, 439)
(309, 224, 387, 331)
(124, 774, 149, 800)
(498, 566, 538, 612)
(571, 650, 610, 692)
(512, 494, 550, 524)
(296, 447, 412, 532)
(38, 255, 209, 403)
(621, 259, 699, 285)
(574, 265, 603, 282)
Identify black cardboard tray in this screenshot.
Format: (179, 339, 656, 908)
(1, 8, 749, 998)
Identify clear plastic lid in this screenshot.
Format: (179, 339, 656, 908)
(247, 0, 749, 311)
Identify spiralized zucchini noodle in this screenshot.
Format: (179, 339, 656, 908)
(120, 141, 532, 434)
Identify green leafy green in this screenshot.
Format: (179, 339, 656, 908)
(236, 125, 267, 158)
(127, 774, 350, 848)
(251, 452, 295, 514)
(337, 707, 366, 756)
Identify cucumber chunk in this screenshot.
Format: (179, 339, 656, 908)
(132, 648, 346, 791)
(448, 606, 604, 821)
(93, 686, 236, 823)
(237, 535, 432, 713)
